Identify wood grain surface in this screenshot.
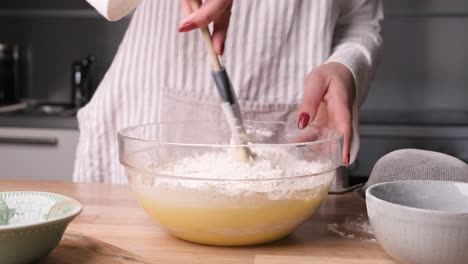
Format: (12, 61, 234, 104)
(254, 255, 397, 264)
(40, 233, 152, 264)
(0, 180, 397, 264)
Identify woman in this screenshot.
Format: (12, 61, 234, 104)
(75, 0, 383, 183)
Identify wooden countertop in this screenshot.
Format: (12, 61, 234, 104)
(0, 180, 397, 264)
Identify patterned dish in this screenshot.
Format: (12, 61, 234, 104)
(0, 191, 82, 264)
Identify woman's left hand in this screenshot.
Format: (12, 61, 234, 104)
(297, 62, 355, 166)
(179, 0, 233, 55)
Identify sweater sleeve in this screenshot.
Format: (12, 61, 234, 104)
(87, 0, 142, 21)
(325, 0, 383, 164)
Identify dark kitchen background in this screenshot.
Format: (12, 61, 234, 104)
(0, 0, 467, 182)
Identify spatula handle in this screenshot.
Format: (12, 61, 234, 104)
(190, 0, 222, 71)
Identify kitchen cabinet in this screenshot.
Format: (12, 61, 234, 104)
(0, 127, 78, 181)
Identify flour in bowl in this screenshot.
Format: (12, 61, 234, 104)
(140, 147, 336, 200)
(151, 147, 330, 180)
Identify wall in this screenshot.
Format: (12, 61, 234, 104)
(2, 0, 467, 112)
(351, 0, 468, 178)
(0, 0, 130, 103)
(2, 0, 467, 181)
(365, 0, 468, 112)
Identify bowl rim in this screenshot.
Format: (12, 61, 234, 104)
(0, 191, 83, 231)
(366, 180, 468, 216)
(117, 120, 344, 147)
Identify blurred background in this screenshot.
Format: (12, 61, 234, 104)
(0, 0, 467, 183)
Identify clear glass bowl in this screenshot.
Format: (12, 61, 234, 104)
(118, 120, 343, 246)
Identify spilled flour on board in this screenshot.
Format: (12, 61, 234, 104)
(328, 214, 376, 242)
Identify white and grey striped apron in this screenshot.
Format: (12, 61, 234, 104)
(74, 0, 383, 183)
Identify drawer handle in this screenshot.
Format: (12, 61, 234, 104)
(0, 136, 58, 146)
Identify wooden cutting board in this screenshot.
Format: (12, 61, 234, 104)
(39, 233, 153, 264)
(254, 255, 398, 264)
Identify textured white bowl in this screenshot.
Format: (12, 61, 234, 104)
(0, 191, 82, 264)
(366, 180, 468, 264)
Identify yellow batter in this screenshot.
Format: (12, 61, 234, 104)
(133, 186, 329, 246)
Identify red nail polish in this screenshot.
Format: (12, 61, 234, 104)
(178, 22, 198, 32)
(219, 43, 225, 55)
(297, 112, 310, 130)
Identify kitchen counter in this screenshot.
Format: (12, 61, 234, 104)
(0, 114, 78, 129)
(0, 102, 78, 129)
(0, 180, 397, 264)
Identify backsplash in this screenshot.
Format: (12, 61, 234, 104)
(0, 0, 130, 103)
(1, 0, 467, 111)
(365, 0, 468, 112)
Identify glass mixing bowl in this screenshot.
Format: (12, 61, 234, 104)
(118, 120, 343, 246)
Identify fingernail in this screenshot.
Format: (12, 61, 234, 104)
(346, 153, 350, 166)
(178, 22, 197, 32)
(297, 112, 310, 130)
(219, 42, 225, 55)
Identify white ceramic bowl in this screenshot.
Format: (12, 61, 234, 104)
(366, 180, 468, 264)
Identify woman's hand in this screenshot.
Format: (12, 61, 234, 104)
(297, 62, 355, 165)
(179, 0, 233, 55)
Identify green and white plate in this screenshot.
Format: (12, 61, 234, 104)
(0, 191, 82, 264)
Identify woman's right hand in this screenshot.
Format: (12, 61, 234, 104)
(179, 0, 233, 55)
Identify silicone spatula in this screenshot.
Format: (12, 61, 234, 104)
(188, 0, 255, 163)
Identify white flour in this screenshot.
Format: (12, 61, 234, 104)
(152, 148, 328, 180)
(141, 147, 335, 200)
(328, 214, 376, 242)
